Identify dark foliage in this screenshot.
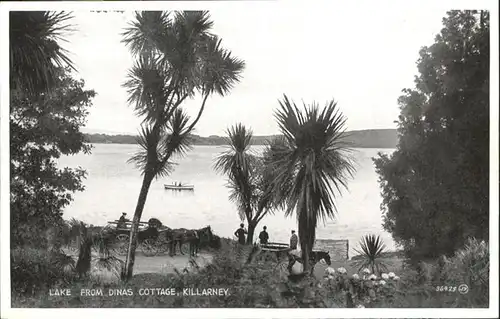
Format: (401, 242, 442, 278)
(373, 10, 489, 261)
(10, 11, 75, 95)
(11, 247, 76, 297)
(10, 67, 96, 247)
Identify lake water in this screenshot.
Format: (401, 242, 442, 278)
(58, 144, 397, 255)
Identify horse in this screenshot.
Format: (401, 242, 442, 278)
(167, 226, 213, 257)
(287, 250, 332, 276)
(188, 226, 213, 257)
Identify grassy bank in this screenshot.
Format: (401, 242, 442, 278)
(12, 237, 488, 308)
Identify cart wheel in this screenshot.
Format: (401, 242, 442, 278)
(180, 242, 189, 255)
(141, 239, 158, 257)
(157, 241, 171, 256)
(115, 234, 130, 255)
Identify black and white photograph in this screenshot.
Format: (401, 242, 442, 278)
(1, 1, 498, 318)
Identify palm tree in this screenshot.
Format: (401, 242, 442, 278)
(352, 234, 389, 275)
(10, 11, 75, 95)
(267, 94, 356, 274)
(214, 124, 277, 244)
(121, 11, 244, 279)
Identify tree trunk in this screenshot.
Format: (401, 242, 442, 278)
(298, 209, 314, 274)
(246, 220, 257, 245)
(124, 172, 154, 280)
(302, 247, 310, 273)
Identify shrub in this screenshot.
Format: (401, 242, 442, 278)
(322, 266, 402, 307)
(163, 238, 337, 308)
(438, 238, 489, 307)
(352, 234, 389, 275)
(11, 247, 76, 296)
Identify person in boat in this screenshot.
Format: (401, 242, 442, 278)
(117, 212, 129, 229)
(258, 226, 269, 245)
(234, 223, 247, 245)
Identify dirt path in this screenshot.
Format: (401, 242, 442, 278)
(130, 252, 213, 274)
(63, 248, 214, 274)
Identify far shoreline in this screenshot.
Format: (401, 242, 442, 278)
(86, 142, 398, 149)
(83, 129, 399, 149)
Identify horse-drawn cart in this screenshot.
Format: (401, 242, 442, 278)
(102, 220, 174, 256)
(100, 219, 214, 258)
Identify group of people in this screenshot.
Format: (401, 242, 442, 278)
(234, 223, 298, 249)
(118, 215, 300, 250)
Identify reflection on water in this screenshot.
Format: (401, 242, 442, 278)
(58, 144, 397, 255)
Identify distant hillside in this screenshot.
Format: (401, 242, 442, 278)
(84, 129, 397, 148)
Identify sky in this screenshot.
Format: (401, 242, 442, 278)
(64, 4, 448, 137)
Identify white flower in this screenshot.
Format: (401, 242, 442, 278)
(337, 267, 347, 274)
(327, 275, 334, 280)
(356, 304, 365, 308)
(379, 280, 386, 285)
(368, 274, 377, 280)
(362, 268, 371, 274)
(381, 273, 389, 280)
(373, 281, 379, 286)
(352, 273, 360, 280)
(393, 275, 400, 281)
(388, 272, 396, 278)
(325, 267, 336, 275)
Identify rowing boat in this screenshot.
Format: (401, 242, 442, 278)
(164, 184, 194, 191)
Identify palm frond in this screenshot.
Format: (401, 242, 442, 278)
(94, 256, 124, 277)
(128, 109, 192, 180)
(128, 125, 161, 176)
(51, 250, 76, 272)
(122, 55, 172, 123)
(10, 11, 75, 94)
(92, 233, 115, 258)
(352, 234, 389, 274)
(199, 35, 246, 96)
(158, 11, 213, 88)
(121, 11, 171, 57)
(156, 108, 193, 178)
(262, 136, 296, 212)
(213, 124, 254, 175)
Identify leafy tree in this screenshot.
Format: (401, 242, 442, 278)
(9, 11, 92, 248)
(214, 124, 277, 244)
(121, 11, 244, 279)
(373, 11, 489, 261)
(10, 11, 75, 96)
(266, 95, 356, 273)
(10, 67, 96, 248)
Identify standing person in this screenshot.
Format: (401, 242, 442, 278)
(234, 223, 247, 245)
(289, 230, 298, 250)
(258, 226, 269, 245)
(287, 230, 302, 274)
